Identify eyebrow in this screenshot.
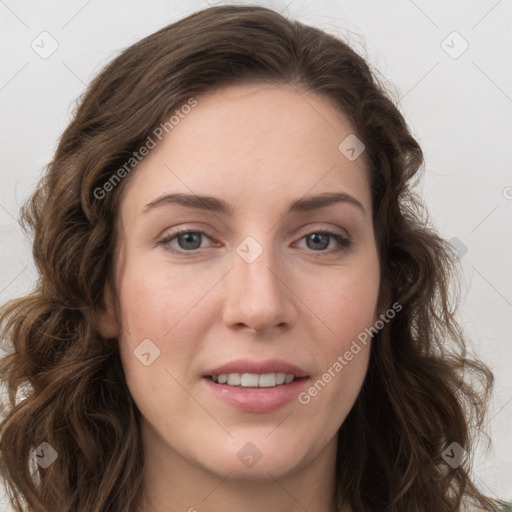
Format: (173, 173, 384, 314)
(143, 191, 365, 215)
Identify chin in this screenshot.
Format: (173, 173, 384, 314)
(194, 435, 314, 480)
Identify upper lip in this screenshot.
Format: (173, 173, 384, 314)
(203, 359, 309, 378)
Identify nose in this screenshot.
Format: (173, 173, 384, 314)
(221, 240, 298, 335)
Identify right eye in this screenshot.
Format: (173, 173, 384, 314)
(158, 230, 215, 255)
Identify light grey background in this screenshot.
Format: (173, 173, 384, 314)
(1, 0, 511, 509)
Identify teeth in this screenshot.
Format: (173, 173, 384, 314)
(241, 373, 259, 387)
(227, 373, 241, 386)
(258, 373, 276, 387)
(211, 372, 297, 388)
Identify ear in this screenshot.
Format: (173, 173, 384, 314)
(94, 281, 120, 339)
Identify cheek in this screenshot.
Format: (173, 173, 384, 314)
(301, 251, 379, 399)
(316, 281, 376, 384)
(298, 277, 377, 431)
(114, 265, 189, 386)
(116, 258, 211, 342)
(305, 255, 380, 347)
(115, 265, 197, 423)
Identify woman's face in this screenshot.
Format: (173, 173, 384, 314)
(101, 83, 381, 481)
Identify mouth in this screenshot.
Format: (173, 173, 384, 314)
(202, 359, 310, 412)
(207, 372, 305, 388)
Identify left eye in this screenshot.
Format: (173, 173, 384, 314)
(296, 231, 351, 252)
(158, 230, 350, 255)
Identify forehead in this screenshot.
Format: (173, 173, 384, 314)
(119, 83, 371, 217)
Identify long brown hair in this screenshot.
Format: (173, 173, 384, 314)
(0, 5, 499, 511)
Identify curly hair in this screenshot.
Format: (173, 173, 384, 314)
(0, 5, 501, 512)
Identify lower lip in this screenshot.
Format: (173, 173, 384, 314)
(202, 377, 309, 413)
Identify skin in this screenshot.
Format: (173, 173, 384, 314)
(98, 83, 381, 512)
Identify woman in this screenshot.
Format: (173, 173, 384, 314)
(0, 5, 510, 512)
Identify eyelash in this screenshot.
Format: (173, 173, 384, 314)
(157, 228, 351, 257)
